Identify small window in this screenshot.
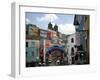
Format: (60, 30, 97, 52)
(26, 31, 28, 34)
(26, 52, 28, 57)
(71, 47, 74, 53)
(31, 42, 35, 47)
(71, 38, 74, 43)
(26, 42, 28, 47)
(71, 47, 74, 55)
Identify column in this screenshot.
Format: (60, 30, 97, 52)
(43, 39, 46, 64)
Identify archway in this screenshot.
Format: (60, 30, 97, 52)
(46, 45, 65, 66)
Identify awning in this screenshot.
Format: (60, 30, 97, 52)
(47, 45, 64, 53)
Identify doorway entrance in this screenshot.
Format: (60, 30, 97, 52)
(46, 45, 64, 66)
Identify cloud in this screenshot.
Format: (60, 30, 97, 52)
(51, 22, 56, 28)
(58, 24, 76, 35)
(37, 14, 58, 22)
(26, 18, 31, 24)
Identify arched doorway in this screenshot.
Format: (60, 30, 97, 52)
(46, 45, 64, 66)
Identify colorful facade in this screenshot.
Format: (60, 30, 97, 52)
(73, 15, 90, 64)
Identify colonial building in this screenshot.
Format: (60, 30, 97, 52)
(26, 40, 40, 67)
(66, 34, 77, 64)
(73, 15, 90, 64)
(26, 24, 40, 40)
(26, 24, 40, 67)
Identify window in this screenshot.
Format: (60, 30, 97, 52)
(31, 42, 35, 47)
(71, 47, 74, 55)
(26, 52, 28, 57)
(71, 47, 74, 52)
(71, 38, 74, 43)
(26, 30, 28, 35)
(26, 42, 28, 47)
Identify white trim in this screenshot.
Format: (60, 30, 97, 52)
(11, 2, 20, 77)
(11, 2, 97, 78)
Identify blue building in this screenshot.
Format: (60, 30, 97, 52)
(26, 24, 40, 67)
(26, 40, 40, 67)
(74, 15, 86, 51)
(73, 15, 89, 64)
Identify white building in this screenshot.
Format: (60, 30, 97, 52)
(66, 33, 77, 64)
(75, 32, 81, 46)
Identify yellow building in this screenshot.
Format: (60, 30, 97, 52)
(83, 15, 90, 63)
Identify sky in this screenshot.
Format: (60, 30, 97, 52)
(26, 12, 76, 35)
